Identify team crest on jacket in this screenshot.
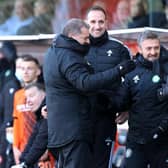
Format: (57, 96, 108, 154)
(152, 75, 160, 83)
(133, 75, 140, 83)
(107, 50, 113, 56)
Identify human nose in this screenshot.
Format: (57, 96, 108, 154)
(150, 48, 157, 55)
(23, 68, 30, 74)
(95, 22, 101, 29)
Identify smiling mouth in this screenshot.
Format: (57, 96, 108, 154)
(95, 30, 101, 32)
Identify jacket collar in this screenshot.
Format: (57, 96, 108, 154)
(89, 31, 108, 46)
(136, 54, 153, 69)
(53, 34, 90, 55)
(136, 54, 161, 75)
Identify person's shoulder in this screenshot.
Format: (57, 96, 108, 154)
(108, 36, 130, 55)
(4, 15, 18, 23)
(17, 24, 31, 35)
(108, 36, 126, 47)
(3, 76, 21, 90)
(15, 88, 25, 96)
(3, 70, 18, 83)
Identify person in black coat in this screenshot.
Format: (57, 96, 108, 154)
(0, 41, 21, 168)
(111, 31, 168, 168)
(43, 18, 136, 168)
(85, 6, 131, 168)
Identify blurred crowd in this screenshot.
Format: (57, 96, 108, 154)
(0, 0, 167, 36)
(111, 0, 168, 29)
(0, 0, 55, 35)
(0, 40, 53, 168)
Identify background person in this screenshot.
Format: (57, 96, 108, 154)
(128, 0, 148, 28)
(0, 0, 33, 35)
(0, 41, 21, 168)
(11, 83, 50, 168)
(111, 0, 130, 29)
(17, 0, 55, 35)
(12, 55, 42, 164)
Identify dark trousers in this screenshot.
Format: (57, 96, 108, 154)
(93, 116, 116, 168)
(125, 140, 168, 168)
(50, 140, 93, 168)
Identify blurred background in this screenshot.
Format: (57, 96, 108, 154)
(0, 0, 167, 35)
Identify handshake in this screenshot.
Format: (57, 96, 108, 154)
(117, 60, 136, 77)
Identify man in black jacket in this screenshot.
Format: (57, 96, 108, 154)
(85, 6, 130, 168)
(0, 41, 21, 168)
(43, 18, 135, 168)
(112, 31, 168, 168)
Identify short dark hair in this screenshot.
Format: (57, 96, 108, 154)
(137, 30, 160, 46)
(21, 54, 40, 67)
(86, 5, 107, 19)
(62, 18, 89, 36)
(25, 82, 45, 91)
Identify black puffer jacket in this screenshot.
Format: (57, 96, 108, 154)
(0, 58, 20, 166)
(113, 54, 168, 144)
(43, 34, 124, 147)
(85, 31, 130, 139)
(0, 58, 20, 125)
(86, 31, 130, 115)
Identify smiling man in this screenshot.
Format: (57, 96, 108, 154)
(137, 33, 160, 62)
(112, 31, 168, 168)
(85, 6, 132, 168)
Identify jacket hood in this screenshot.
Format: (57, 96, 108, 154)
(0, 41, 17, 63)
(0, 57, 11, 72)
(52, 34, 90, 55)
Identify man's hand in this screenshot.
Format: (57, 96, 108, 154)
(39, 150, 49, 161)
(118, 60, 136, 76)
(115, 111, 129, 124)
(41, 105, 47, 119)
